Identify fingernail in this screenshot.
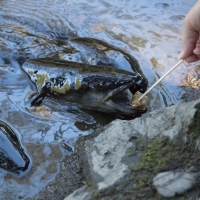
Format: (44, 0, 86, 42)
(193, 47, 200, 55)
(179, 51, 183, 59)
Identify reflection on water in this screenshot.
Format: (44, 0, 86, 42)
(0, 0, 199, 198)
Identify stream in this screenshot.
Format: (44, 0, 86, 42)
(0, 0, 199, 199)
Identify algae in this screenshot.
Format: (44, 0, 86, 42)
(130, 136, 187, 173)
(75, 78, 81, 90)
(51, 81, 70, 94)
(28, 70, 34, 76)
(34, 73, 49, 91)
(127, 109, 200, 199)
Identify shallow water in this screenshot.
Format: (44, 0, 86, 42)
(0, 0, 199, 199)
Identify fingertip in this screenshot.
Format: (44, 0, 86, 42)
(179, 44, 197, 60)
(184, 54, 199, 62)
(179, 51, 184, 59)
(179, 50, 188, 60)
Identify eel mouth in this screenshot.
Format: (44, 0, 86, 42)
(104, 88, 147, 116)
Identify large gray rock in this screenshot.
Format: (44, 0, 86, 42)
(65, 99, 200, 200)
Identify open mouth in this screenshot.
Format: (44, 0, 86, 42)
(103, 86, 147, 116)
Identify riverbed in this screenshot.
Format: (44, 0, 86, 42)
(0, 0, 198, 199)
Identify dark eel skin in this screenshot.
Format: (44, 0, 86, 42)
(20, 37, 148, 117)
(22, 58, 145, 116)
(0, 120, 30, 174)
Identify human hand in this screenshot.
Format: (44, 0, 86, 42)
(179, 1, 200, 62)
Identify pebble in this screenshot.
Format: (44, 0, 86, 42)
(153, 171, 197, 197)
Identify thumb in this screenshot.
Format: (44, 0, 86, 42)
(193, 39, 200, 55)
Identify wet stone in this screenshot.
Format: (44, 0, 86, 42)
(17, 192, 24, 199)
(61, 141, 73, 152)
(64, 99, 200, 200)
(153, 171, 199, 198)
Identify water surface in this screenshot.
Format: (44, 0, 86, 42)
(0, 0, 199, 198)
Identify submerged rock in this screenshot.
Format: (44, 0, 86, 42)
(0, 120, 30, 174)
(64, 99, 200, 200)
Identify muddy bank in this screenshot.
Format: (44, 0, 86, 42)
(25, 154, 83, 200)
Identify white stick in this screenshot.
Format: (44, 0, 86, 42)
(138, 59, 184, 102)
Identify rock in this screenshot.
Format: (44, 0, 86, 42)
(153, 171, 199, 197)
(64, 186, 92, 200)
(18, 192, 24, 199)
(64, 99, 200, 200)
